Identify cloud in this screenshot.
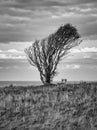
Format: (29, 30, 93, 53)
(0, 65, 21, 70)
(65, 64, 80, 69)
(0, 48, 26, 59)
(65, 46, 97, 60)
(0, 0, 97, 43)
(51, 12, 76, 19)
(71, 47, 97, 53)
(0, 50, 3, 53)
(0, 67, 3, 69)
(7, 49, 23, 53)
(0, 14, 31, 22)
(80, 8, 93, 12)
(0, 41, 32, 52)
(0, 49, 24, 54)
(82, 47, 97, 52)
(9, 7, 32, 13)
(59, 63, 81, 70)
(0, 53, 26, 59)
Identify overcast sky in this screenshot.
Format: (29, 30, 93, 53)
(0, 0, 97, 81)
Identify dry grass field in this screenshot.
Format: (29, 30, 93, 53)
(0, 82, 97, 130)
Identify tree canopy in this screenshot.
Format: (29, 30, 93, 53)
(25, 24, 82, 84)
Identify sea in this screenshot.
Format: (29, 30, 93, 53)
(0, 80, 96, 88)
(0, 81, 43, 88)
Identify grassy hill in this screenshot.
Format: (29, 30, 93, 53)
(0, 82, 97, 130)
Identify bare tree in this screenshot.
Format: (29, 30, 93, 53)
(25, 24, 82, 84)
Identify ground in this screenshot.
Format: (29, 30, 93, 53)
(0, 82, 97, 130)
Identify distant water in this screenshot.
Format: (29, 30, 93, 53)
(0, 81, 96, 88)
(0, 81, 42, 88)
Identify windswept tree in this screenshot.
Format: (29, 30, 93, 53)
(25, 24, 81, 84)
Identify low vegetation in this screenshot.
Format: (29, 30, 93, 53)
(0, 82, 97, 130)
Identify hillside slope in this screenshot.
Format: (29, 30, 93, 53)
(0, 82, 97, 130)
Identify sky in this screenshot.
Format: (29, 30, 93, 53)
(0, 0, 97, 81)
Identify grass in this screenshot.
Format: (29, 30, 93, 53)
(0, 82, 97, 130)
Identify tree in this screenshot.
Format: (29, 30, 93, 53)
(25, 24, 82, 84)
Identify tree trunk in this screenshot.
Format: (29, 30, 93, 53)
(45, 73, 51, 84)
(40, 73, 45, 84)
